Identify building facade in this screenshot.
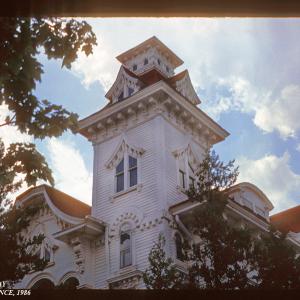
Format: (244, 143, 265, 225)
(15, 37, 300, 289)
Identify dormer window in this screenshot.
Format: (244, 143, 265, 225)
(144, 58, 148, 65)
(133, 64, 137, 71)
(118, 91, 124, 102)
(128, 87, 134, 97)
(34, 240, 53, 264)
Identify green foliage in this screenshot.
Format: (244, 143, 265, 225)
(144, 150, 300, 290)
(0, 17, 97, 138)
(0, 140, 54, 206)
(253, 227, 300, 289)
(0, 17, 97, 284)
(143, 234, 184, 289)
(0, 201, 48, 285)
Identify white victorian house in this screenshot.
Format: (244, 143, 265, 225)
(15, 36, 300, 289)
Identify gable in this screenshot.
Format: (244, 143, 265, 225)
(169, 70, 200, 105)
(105, 66, 143, 102)
(105, 135, 145, 169)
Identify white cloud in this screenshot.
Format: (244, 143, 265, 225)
(237, 152, 300, 213)
(254, 85, 300, 139)
(47, 138, 92, 205)
(0, 104, 32, 147)
(70, 18, 300, 140)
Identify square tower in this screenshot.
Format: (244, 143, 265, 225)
(79, 37, 229, 288)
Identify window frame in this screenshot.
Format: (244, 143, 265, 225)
(176, 152, 198, 191)
(120, 230, 132, 269)
(115, 158, 125, 193)
(174, 232, 185, 261)
(128, 156, 138, 188)
(114, 153, 139, 194)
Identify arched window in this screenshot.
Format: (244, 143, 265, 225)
(175, 233, 184, 261)
(120, 229, 132, 268)
(132, 64, 137, 71)
(144, 58, 148, 65)
(31, 279, 55, 289)
(62, 277, 79, 289)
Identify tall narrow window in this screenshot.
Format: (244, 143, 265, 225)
(175, 233, 184, 261)
(128, 87, 134, 97)
(133, 64, 137, 71)
(44, 246, 51, 263)
(118, 91, 124, 102)
(179, 170, 185, 189)
(144, 58, 148, 65)
(120, 231, 132, 268)
(179, 158, 186, 189)
(116, 159, 124, 192)
(128, 156, 137, 187)
(188, 162, 195, 188)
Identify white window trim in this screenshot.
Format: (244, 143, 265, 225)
(116, 225, 137, 272)
(176, 154, 198, 191)
(114, 151, 140, 194)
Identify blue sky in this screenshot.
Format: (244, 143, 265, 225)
(2, 18, 299, 213)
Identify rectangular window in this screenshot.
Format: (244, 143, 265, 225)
(128, 156, 137, 187)
(128, 87, 134, 97)
(116, 174, 124, 192)
(255, 206, 265, 217)
(179, 169, 185, 189)
(116, 159, 124, 192)
(189, 176, 195, 188)
(120, 232, 132, 268)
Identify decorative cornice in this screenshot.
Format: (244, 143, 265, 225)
(79, 81, 229, 147)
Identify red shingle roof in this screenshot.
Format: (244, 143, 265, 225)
(270, 205, 300, 233)
(16, 185, 91, 219)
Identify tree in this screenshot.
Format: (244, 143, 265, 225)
(253, 227, 300, 289)
(0, 17, 97, 284)
(143, 234, 183, 289)
(144, 150, 300, 289)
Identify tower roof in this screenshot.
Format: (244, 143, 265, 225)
(116, 36, 184, 69)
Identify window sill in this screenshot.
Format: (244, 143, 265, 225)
(110, 184, 143, 202)
(119, 264, 137, 275)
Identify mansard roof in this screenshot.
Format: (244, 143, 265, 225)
(16, 184, 91, 219)
(116, 36, 183, 68)
(270, 205, 300, 233)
